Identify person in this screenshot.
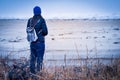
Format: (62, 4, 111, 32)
(26, 6, 48, 74)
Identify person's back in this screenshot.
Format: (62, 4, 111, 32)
(27, 15, 48, 42)
(26, 6, 48, 74)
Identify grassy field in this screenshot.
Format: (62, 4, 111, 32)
(0, 55, 120, 80)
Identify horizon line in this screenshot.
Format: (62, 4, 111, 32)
(0, 16, 120, 19)
(0, 16, 120, 20)
(0, 18, 120, 20)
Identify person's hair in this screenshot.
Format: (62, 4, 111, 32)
(33, 15, 42, 19)
(31, 15, 43, 27)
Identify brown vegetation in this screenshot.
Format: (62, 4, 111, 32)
(0, 55, 120, 80)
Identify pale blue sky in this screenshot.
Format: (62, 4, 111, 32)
(0, 0, 120, 19)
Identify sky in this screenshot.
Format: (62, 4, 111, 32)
(0, 0, 120, 19)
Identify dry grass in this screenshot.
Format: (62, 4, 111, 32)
(0, 55, 120, 80)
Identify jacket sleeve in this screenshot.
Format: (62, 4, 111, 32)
(26, 18, 31, 33)
(41, 19, 48, 36)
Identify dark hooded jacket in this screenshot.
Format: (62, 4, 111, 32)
(27, 15, 48, 42)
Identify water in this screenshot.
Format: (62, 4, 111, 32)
(0, 19, 120, 60)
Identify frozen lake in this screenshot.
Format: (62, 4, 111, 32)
(0, 19, 120, 60)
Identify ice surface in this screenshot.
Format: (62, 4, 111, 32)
(0, 19, 120, 59)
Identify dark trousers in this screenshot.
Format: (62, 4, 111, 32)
(30, 42, 45, 74)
